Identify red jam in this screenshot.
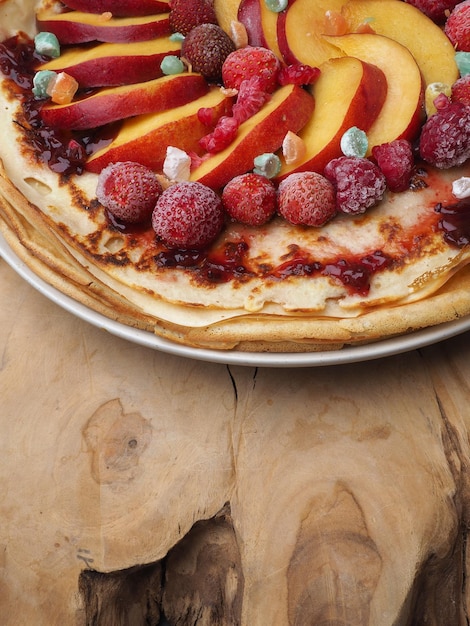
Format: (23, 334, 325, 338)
(436, 199, 470, 247)
(0, 35, 114, 176)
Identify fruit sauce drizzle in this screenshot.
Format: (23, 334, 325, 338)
(0, 35, 112, 175)
(2, 34, 470, 297)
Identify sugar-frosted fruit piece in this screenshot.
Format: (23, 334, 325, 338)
(340, 126, 368, 157)
(34, 32, 60, 57)
(46, 72, 78, 104)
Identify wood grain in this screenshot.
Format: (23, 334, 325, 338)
(1, 257, 470, 625)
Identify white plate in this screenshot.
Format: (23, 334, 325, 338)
(2, 232, 470, 367)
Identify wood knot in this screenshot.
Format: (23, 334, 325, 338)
(82, 398, 152, 485)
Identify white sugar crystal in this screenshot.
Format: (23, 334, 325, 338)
(452, 177, 470, 199)
(163, 146, 191, 182)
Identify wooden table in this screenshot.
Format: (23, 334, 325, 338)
(2, 255, 470, 626)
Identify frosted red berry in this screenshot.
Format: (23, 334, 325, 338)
(222, 173, 277, 226)
(199, 76, 270, 153)
(181, 24, 235, 83)
(222, 46, 281, 93)
(372, 139, 414, 192)
(232, 76, 271, 123)
(445, 0, 470, 51)
(452, 73, 470, 106)
(152, 181, 224, 248)
(419, 95, 470, 168)
(324, 157, 386, 215)
(277, 171, 336, 227)
(96, 161, 162, 223)
(404, 0, 460, 22)
(169, 0, 218, 36)
(278, 63, 320, 86)
(199, 115, 239, 153)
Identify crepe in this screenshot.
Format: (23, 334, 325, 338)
(1, 0, 470, 352)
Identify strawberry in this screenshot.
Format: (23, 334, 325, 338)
(445, 1, 470, 51)
(277, 172, 336, 227)
(169, 0, 217, 36)
(404, 0, 460, 23)
(181, 23, 235, 83)
(96, 161, 162, 223)
(222, 173, 277, 225)
(324, 157, 386, 215)
(222, 46, 281, 93)
(152, 181, 224, 248)
(452, 73, 470, 106)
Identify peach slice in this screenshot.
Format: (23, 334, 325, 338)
(237, 0, 268, 48)
(277, 57, 387, 179)
(189, 84, 314, 190)
(40, 38, 182, 88)
(40, 73, 208, 130)
(276, 0, 346, 66)
(237, 0, 282, 58)
(341, 0, 459, 87)
(213, 0, 240, 36)
(86, 87, 234, 173)
(61, 0, 170, 16)
(323, 33, 425, 151)
(36, 9, 171, 44)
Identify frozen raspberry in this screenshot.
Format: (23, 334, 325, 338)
(452, 73, 470, 106)
(404, 0, 460, 22)
(372, 139, 415, 192)
(232, 76, 271, 123)
(277, 171, 336, 227)
(199, 76, 271, 153)
(152, 181, 224, 248)
(419, 94, 470, 168)
(277, 63, 320, 86)
(222, 173, 277, 226)
(96, 161, 162, 223)
(324, 157, 386, 215)
(182, 24, 235, 83)
(445, 1, 470, 51)
(169, 0, 218, 36)
(222, 46, 281, 93)
(199, 115, 239, 153)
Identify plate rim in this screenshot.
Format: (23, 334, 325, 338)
(1, 232, 470, 367)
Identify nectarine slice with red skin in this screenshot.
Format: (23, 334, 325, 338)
(341, 0, 459, 87)
(277, 57, 387, 180)
(237, 0, 282, 58)
(40, 73, 209, 130)
(213, 0, 240, 37)
(36, 9, 171, 44)
(190, 85, 314, 190)
(276, 0, 346, 66)
(40, 38, 182, 88)
(61, 0, 170, 17)
(324, 33, 425, 151)
(237, 0, 269, 48)
(86, 88, 234, 173)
